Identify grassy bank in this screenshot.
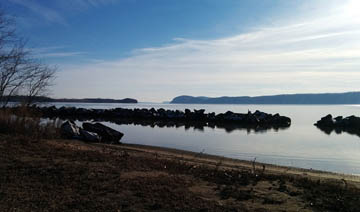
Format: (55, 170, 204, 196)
(1, 134, 360, 211)
(0, 107, 60, 139)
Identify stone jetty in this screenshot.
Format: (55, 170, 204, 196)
(27, 106, 292, 131)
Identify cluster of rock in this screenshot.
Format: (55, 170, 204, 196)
(314, 114, 360, 136)
(60, 121, 124, 144)
(97, 117, 289, 133)
(33, 106, 291, 129)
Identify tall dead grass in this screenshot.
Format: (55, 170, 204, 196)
(0, 106, 61, 139)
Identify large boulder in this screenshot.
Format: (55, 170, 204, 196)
(80, 129, 101, 142)
(194, 109, 205, 114)
(193, 109, 206, 120)
(83, 122, 124, 143)
(254, 110, 268, 121)
(60, 121, 81, 139)
(315, 114, 334, 127)
(273, 115, 291, 126)
(346, 115, 360, 126)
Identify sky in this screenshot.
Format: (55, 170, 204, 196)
(2, 0, 360, 102)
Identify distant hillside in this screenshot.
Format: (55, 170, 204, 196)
(170, 92, 360, 104)
(7, 96, 138, 104)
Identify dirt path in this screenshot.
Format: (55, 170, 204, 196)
(1, 136, 359, 211)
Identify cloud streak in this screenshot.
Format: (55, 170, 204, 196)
(9, 0, 68, 25)
(71, 0, 118, 9)
(54, 1, 360, 101)
(29, 46, 86, 59)
(8, 0, 118, 25)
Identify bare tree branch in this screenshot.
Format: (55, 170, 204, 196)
(0, 10, 56, 107)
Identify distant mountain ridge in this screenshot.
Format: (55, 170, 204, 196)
(7, 96, 138, 104)
(170, 92, 360, 104)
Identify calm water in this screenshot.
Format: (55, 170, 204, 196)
(48, 102, 360, 175)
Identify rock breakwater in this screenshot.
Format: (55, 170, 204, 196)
(32, 106, 292, 131)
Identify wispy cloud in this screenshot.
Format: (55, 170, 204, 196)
(7, 0, 118, 25)
(53, 0, 118, 12)
(9, 0, 68, 25)
(37, 52, 86, 58)
(54, 1, 360, 101)
(30, 46, 86, 58)
(72, 0, 117, 8)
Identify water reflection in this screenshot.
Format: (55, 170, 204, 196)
(42, 103, 360, 175)
(69, 117, 290, 134)
(316, 125, 360, 138)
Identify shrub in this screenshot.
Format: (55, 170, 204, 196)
(0, 106, 61, 139)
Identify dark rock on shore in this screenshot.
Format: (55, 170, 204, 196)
(83, 122, 124, 143)
(60, 121, 123, 144)
(60, 121, 82, 140)
(315, 114, 360, 137)
(80, 129, 101, 142)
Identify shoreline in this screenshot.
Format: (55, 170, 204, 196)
(113, 143, 360, 184)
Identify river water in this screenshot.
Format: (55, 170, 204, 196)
(47, 103, 360, 175)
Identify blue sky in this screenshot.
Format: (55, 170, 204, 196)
(2, 0, 360, 102)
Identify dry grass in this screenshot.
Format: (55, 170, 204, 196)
(1, 135, 360, 211)
(0, 106, 61, 139)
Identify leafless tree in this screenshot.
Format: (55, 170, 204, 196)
(0, 10, 56, 106)
(23, 62, 56, 105)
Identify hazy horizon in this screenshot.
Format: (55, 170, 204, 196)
(26, 90, 360, 104)
(3, 0, 360, 102)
